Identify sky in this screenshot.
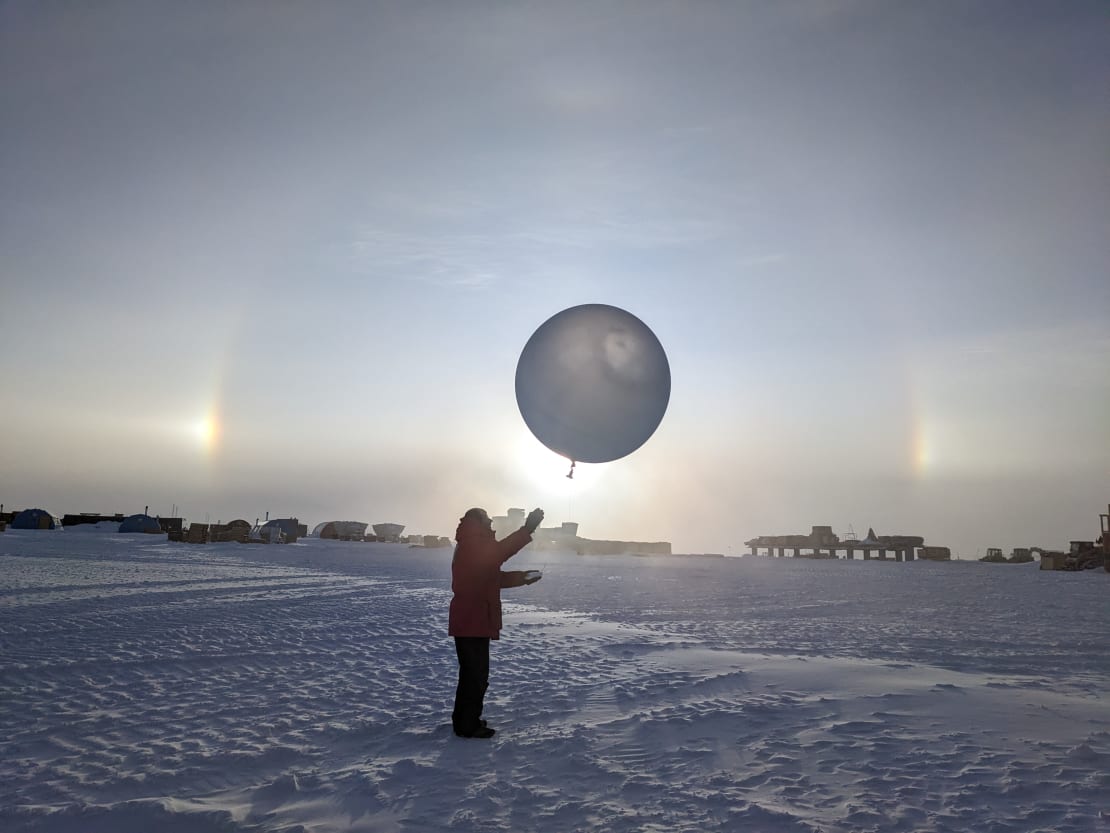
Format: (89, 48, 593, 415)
(2, 1, 1107, 557)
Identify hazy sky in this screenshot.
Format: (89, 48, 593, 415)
(2, 1, 1107, 556)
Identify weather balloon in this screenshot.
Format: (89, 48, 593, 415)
(515, 304, 670, 475)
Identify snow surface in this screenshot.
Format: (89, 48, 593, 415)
(2, 528, 1108, 832)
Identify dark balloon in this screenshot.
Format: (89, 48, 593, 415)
(515, 304, 670, 464)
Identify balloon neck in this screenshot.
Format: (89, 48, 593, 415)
(566, 460, 576, 479)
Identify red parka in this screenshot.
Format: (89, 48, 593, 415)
(448, 516, 533, 639)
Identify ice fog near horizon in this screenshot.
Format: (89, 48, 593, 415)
(2, 529, 1108, 832)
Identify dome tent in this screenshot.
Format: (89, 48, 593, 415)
(313, 521, 368, 540)
(119, 514, 162, 534)
(258, 518, 303, 543)
(11, 508, 60, 530)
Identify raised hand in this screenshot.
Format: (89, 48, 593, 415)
(525, 508, 544, 533)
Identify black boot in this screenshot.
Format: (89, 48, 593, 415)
(455, 725, 495, 739)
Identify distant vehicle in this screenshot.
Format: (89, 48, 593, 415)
(1035, 503, 1108, 571)
(1065, 540, 1101, 571)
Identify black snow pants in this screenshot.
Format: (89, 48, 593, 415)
(452, 636, 490, 734)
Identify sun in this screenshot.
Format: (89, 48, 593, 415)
(193, 412, 220, 453)
(513, 429, 607, 493)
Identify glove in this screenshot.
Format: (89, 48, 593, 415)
(525, 508, 544, 533)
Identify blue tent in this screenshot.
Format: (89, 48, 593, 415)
(12, 508, 59, 530)
(119, 514, 162, 534)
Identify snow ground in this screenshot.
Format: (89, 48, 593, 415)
(1, 529, 1108, 832)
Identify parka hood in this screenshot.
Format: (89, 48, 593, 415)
(455, 515, 495, 542)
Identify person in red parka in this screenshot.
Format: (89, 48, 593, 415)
(449, 506, 544, 738)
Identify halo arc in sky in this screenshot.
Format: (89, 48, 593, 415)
(515, 304, 671, 466)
